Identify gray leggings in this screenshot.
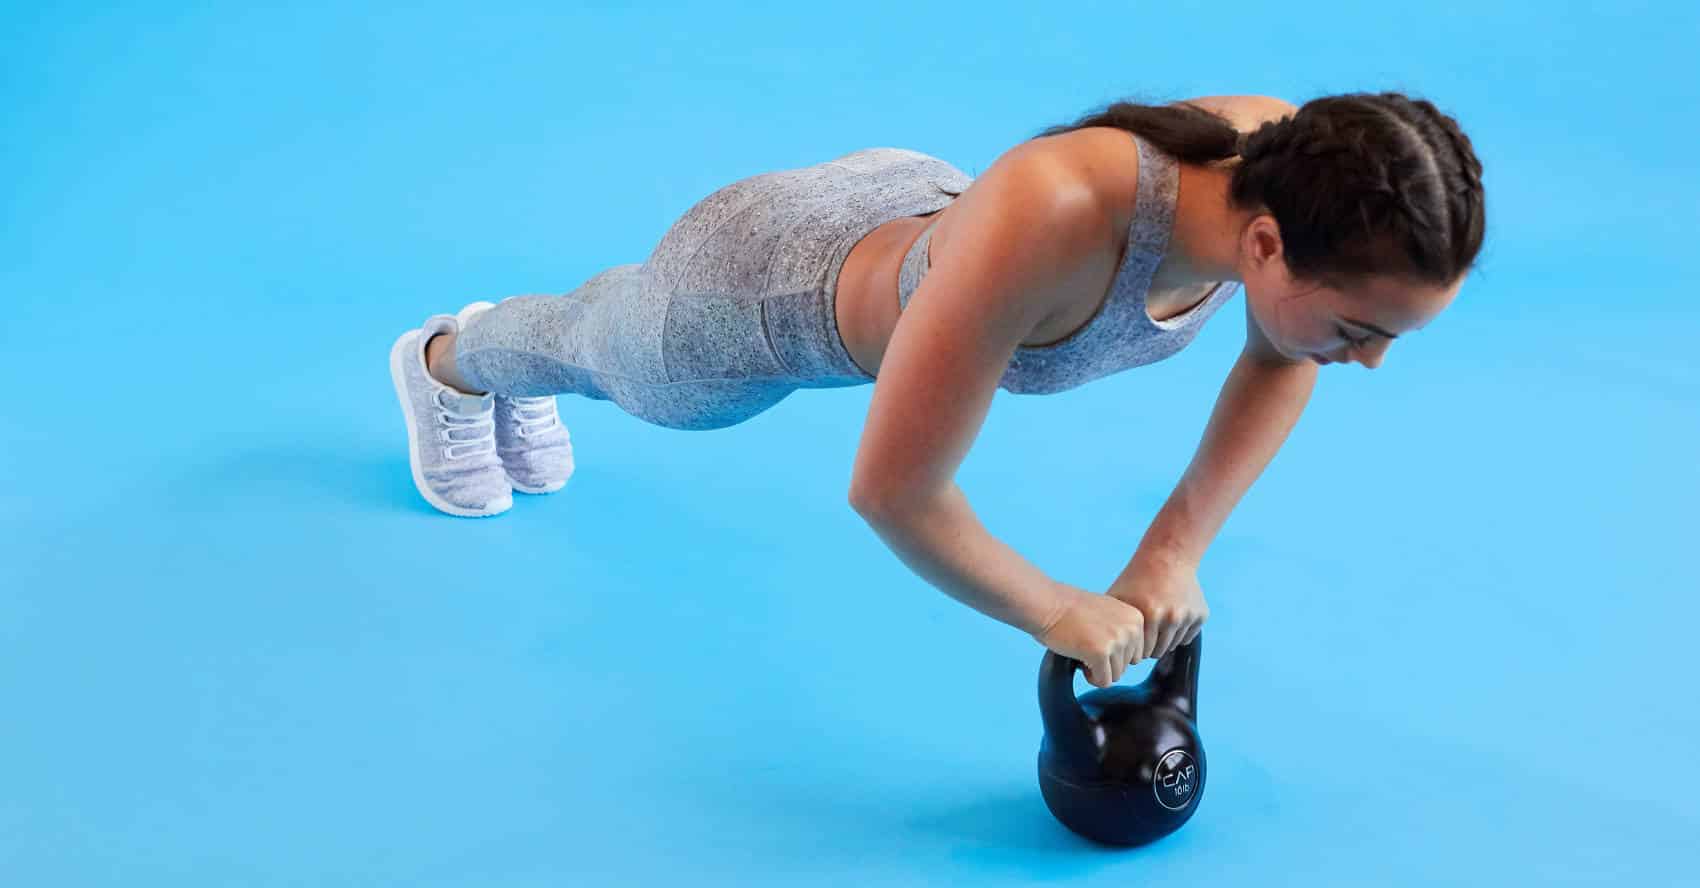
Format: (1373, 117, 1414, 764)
(453, 147, 973, 431)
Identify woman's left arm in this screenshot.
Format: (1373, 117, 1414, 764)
(1105, 300, 1319, 659)
(1123, 350, 1318, 578)
(1106, 348, 1317, 659)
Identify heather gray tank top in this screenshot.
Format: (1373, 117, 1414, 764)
(896, 133, 1240, 395)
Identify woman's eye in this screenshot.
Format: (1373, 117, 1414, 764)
(1336, 325, 1370, 348)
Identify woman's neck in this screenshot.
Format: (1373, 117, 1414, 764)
(1158, 159, 1258, 291)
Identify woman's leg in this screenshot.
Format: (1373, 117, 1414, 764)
(424, 330, 480, 394)
(451, 265, 799, 432)
(440, 147, 969, 432)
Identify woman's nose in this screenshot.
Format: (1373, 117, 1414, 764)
(1354, 339, 1391, 369)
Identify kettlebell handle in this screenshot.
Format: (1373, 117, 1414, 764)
(1038, 636, 1203, 771)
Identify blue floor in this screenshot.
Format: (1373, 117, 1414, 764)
(4, 2, 1696, 885)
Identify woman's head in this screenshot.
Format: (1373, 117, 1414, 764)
(1037, 91, 1486, 366)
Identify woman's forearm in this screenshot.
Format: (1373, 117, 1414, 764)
(1133, 352, 1319, 571)
(855, 354, 1316, 634)
(856, 482, 1068, 638)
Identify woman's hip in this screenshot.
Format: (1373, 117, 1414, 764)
(638, 147, 972, 384)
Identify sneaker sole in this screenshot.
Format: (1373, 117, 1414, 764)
(390, 329, 512, 518)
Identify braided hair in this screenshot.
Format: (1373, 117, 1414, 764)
(1034, 92, 1485, 290)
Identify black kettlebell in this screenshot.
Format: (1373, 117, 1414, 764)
(1036, 635, 1206, 847)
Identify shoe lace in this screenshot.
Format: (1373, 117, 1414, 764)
(510, 395, 561, 439)
(436, 390, 496, 460)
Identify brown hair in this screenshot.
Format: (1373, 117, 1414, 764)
(1034, 92, 1486, 290)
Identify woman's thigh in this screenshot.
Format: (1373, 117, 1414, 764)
(457, 271, 801, 431)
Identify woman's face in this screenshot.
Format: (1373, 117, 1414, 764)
(1238, 218, 1462, 367)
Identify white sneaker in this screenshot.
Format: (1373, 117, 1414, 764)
(389, 313, 513, 517)
(457, 300, 576, 495)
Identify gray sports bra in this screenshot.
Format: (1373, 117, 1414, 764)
(896, 132, 1239, 395)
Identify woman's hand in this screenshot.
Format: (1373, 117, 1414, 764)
(1107, 550, 1209, 662)
(1032, 583, 1148, 689)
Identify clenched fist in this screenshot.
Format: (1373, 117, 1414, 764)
(1032, 583, 1149, 688)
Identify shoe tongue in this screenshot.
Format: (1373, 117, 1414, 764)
(440, 388, 493, 416)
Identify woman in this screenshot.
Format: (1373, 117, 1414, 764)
(388, 91, 1485, 689)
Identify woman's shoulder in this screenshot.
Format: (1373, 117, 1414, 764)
(1172, 94, 1299, 128)
(1016, 95, 1299, 228)
(1042, 94, 1297, 170)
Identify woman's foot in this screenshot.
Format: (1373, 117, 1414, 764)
(389, 313, 513, 517)
(457, 301, 576, 495)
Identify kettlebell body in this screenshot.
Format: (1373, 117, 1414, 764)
(1036, 636, 1206, 846)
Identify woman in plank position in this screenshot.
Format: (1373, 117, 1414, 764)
(389, 92, 1485, 687)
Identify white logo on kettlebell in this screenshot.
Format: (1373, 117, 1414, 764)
(1153, 750, 1198, 811)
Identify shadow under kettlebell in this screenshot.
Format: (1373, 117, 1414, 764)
(1036, 635, 1206, 847)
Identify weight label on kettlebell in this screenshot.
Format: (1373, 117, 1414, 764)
(1154, 750, 1198, 811)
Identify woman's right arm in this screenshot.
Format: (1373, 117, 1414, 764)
(847, 141, 1116, 642)
(858, 487, 1151, 686)
(857, 479, 1069, 637)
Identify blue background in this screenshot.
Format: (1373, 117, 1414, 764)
(3, 1, 1696, 885)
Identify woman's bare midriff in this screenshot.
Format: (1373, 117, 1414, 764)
(834, 210, 944, 378)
